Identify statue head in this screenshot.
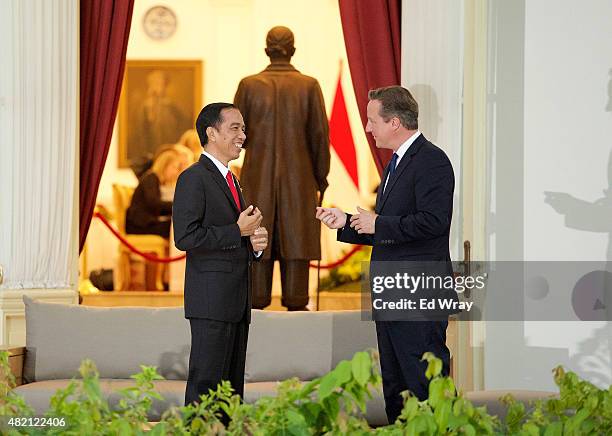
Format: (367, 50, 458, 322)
(265, 26, 296, 61)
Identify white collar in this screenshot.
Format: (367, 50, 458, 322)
(393, 130, 421, 165)
(202, 151, 229, 177)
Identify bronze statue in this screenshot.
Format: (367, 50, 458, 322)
(234, 26, 330, 310)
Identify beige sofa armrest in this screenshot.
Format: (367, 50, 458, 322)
(0, 345, 26, 386)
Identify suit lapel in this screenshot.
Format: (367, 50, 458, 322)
(376, 161, 392, 212)
(199, 155, 240, 215)
(376, 134, 427, 212)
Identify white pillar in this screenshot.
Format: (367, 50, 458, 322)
(0, 0, 79, 346)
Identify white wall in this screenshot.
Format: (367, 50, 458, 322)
(85, 0, 379, 279)
(524, 1, 611, 262)
(522, 0, 612, 390)
(485, 0, 612, 390)
(401, 0, 465, 260)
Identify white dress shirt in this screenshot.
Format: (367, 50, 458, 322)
(203, 151, 232, 179)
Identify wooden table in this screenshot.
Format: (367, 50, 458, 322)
(81, 291, 184, 307)
(0, 345, 25, 386)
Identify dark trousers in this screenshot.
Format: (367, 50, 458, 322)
(185, 316, 249, 406)
(251, 259, 309, 309)
(375, 320, 450, 423)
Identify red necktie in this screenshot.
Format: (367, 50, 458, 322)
(225, 171, 241, 211)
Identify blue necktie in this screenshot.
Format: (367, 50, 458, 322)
(384, 153, 398, 193)
(388, 153, 398, 178)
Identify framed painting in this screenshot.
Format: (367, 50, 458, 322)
(118, 60, 203, 168)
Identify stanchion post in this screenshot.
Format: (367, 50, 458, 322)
(316, 260, 321, 311)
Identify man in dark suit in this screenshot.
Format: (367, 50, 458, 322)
(316, 86, 455, 423)
(172, 103, 268, 406)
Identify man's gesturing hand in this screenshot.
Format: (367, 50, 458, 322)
(237, 205, 263, 236)
(349, 206, 378, 234)
(250, 227, 268, 251)
(315, 207, 347, 229)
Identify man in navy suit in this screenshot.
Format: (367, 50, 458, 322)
(316, 86, 455, 423)
(173, 103, 268, 407)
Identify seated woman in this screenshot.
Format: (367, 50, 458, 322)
(178, 129, 202, 162)
(156, 144, 195, 202)
(126, 148, 181, 238)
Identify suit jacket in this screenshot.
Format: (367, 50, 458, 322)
(234, 62, 330, 260)
(172, 154, 254, 322)
(338, 134, 457, 319)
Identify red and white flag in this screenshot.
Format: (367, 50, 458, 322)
(329, 65, 359, 189)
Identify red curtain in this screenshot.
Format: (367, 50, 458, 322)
(338, 0, 402, 176)
(80, 0, 135, 252)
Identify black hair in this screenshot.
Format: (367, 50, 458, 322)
(195, 102, 236, 146)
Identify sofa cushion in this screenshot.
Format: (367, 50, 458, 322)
(14, 379, 186, 421)
(243, 381, 281, 403)
(330, 310, 378, 367)
(464, 390, 557, 420)
(362, 393, 388, 427)
(244, 381, 388, 427)
(23, 296, 190, 382)
(245, 310, 334, 382)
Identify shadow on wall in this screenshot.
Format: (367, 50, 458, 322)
(410, 83, 462, 259)
(570, 322, 612, 388)
(543, 68, 612, 261)
(410, 83, 441, 144)
(544, 68, 612, 388)
(543, 149, 612, 261)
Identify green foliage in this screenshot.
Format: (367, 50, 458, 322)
(0, 351, 35, 435)
(500, 366, 612, 436)
(1, 349, 611, 435)
(374, 352, 498, 436)
(319, 246, 372, 291)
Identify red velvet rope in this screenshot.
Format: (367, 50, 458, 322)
(93, 212, 186, 263)
(94, 212, 362, 268)
(309, 245, 363, 269)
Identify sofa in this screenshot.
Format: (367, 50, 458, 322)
(6, 296, 554, 426)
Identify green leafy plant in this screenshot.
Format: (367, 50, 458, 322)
(1, 349, 611, 435)
(500, 366, 612, 436)
(0, 351, 35, 427)
(0, 350, 380, 436)
(374, 352, 498, 436)
(170, 350, 382, 435)
(319, 246, 372, 291)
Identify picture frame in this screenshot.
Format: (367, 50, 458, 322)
(118, 60, 203, 168)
